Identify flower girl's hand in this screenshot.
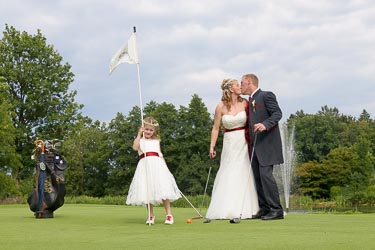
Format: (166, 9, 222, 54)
(138, 126, 144, 136)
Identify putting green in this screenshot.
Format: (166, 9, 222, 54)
(1, 204, 374, 249)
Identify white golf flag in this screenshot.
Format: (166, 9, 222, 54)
(109, 33, 139, 74)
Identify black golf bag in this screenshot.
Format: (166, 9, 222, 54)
(27, 139, 68, 218)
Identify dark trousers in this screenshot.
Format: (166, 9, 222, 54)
(251, 152, 283, 212)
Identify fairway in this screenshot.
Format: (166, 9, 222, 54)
(1, 204, 374, 250)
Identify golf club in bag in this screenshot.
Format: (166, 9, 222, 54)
(27, 139, 68, 218)
(230, 132, 258, 224)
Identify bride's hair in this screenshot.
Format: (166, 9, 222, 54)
(221, 79, 243, 110)
(143, 116, 160, 140)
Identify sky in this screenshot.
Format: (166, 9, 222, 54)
(1, 0, 375, 123)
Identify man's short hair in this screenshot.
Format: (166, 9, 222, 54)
(243, 74, 258, 86)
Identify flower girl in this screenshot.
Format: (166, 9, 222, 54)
(126, 117, 181, 225)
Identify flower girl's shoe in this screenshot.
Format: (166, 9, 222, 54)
(164, 214, 174, 225)
(146, 216, 155, 225)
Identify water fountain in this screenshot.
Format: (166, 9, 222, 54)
(278, 123, 297, 213)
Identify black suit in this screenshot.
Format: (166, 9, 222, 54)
(248, 89, 283, 213)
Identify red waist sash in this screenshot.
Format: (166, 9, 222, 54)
(223, 126, 246, 133)
(139, 152, 160, 159)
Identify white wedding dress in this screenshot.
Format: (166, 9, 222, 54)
(126, 139, 181, 206)
(205, 111, 259, 219)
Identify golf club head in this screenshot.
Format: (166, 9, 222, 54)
(192, 216, 203, 220)
(229, 218, 241, 224)
(203, 218, 211, 223)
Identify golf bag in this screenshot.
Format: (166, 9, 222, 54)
(27, 140, 68, 218)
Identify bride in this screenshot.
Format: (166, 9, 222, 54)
(206, 78, 259, 220)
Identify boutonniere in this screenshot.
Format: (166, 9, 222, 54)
(251, 100, 256, 112)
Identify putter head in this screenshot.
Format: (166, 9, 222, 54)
(192, 216, 203, 220)
(203, 218, 211, 223)
(229, 218, 241, 224)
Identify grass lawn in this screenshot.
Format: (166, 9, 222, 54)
(1, 204, 374, 250)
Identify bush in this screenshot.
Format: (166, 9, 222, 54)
(289, 195, 314, 209)
(364, 185, 375, 206)
(19, 178, 34, 197)
(64, 194, 211, 208)
(0, 172, 20, 199)
(330, 186, 347, 208)
(171, 194, 210, 208)
(65, 195, 125, 205)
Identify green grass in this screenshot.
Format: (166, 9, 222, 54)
(1, 204, 374, 250)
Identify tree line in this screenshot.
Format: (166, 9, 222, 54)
(1, 25, 374, 206)
(288, 107, 375, 206)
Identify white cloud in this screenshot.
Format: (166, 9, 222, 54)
(1, 0, 374, 122)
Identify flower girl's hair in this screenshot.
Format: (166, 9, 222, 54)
(143, 116, 160, 139)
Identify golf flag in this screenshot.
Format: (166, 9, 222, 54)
(109, 32, 139, 74)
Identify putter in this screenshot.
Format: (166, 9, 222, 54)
(230, 132, 258, 224)
(203, 218, 212, 223)
(200, 160, 213, 214)
(179, 191, 203, 219)
(229, 218, 241, 224)
(200, 160, 213, 223)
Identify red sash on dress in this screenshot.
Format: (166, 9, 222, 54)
(139, 152, 159, 159)
(223, 126, 246, 133)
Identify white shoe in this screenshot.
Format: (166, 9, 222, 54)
(164, 214, 174, 225)
(146, 216, 155, 225)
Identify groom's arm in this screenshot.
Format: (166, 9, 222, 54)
(262, 91, 282, 130)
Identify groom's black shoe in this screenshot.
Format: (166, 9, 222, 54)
(252, 210, 269, 219)
(261, 210, 284, 220)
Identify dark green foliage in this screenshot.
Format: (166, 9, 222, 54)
(0, 25, 81, 189)
(106, 109, 141, 196)
(0, 171, 20, 198)
(173, 94, 213, 194)
(0, 82, 21, 175)
(62, 116, 110, 197)
(291, 106, 375, 201)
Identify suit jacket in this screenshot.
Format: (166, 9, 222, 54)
(248, 89, 284, 166)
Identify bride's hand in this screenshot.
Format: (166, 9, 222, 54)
(209, 148, 216, 159)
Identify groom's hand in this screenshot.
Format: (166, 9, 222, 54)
(254, 123, 266, 132)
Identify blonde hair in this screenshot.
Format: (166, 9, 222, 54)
(143, 116, 160, 139)
(221, 78, 243, 110)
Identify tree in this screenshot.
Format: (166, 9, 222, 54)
(359, 109, 371, 122)
(63, 116, 109, 197)
(0, 24, 82, 186)
(296, 143, 374, 200)
(106, 109, 140, 195)
(174, 94, 213, 194)
(144, 101, 180, 173)
(323, 147, 360, 188)
(0, 82, 21, 175)
(296, 161, 329, 198)
(0, 82, 21, 198)
(291, 106, 347, 163)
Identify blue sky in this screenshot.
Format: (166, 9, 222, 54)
(1, 0, 374, 122)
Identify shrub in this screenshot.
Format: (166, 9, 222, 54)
(0, 172, 20, 199)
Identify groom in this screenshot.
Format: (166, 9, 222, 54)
(241, 73, 284, 220)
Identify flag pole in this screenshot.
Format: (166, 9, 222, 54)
(109, 26, 151, 225)
(134, 27, 144, 126)
(133, 27, 151, 225)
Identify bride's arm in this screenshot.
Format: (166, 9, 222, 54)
(210, 104, 223, 158)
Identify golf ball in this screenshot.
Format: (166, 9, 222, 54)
(186, 219, 192, 224)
